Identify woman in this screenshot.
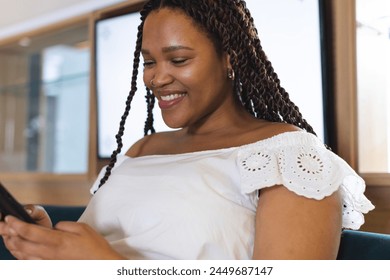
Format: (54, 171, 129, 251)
(0, 0, 374, 260)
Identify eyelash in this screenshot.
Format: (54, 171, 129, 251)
(143, 58, 188, 68)
(171, 58, 187, 65)
(143, 61, 155, 67)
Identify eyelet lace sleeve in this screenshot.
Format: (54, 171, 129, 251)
(237, 131, 375, 230)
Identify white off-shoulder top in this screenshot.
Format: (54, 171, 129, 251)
(78, 131, 374, 259)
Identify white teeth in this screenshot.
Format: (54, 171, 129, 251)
(161, 93, 185, 101)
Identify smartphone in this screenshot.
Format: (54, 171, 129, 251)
(0, 182, 36, 224)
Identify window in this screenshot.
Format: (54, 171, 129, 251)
(356, 0, 390, 173)
(0, 23, 90, 173)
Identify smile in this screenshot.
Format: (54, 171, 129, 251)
(160, 93, 186, 101)
(158, 93, 187, 109)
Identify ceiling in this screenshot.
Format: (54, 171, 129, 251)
(0, 0, 85, 28)
(0, 0, 125, 40)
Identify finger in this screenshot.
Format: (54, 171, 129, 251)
(5, 235, 46, 260)
(8, 250, 25, 260)
(54, 221, 91, 235)
(2, 219, 18, 236)
(24, 204, 34, 215)
(24, 205, 52, 227)
(4, 218, 89, 260)
(1, 236, 13, 252)
(5, 215, 55, 243)
(0, 221, 9, 235)
(13, 251, 43, 260)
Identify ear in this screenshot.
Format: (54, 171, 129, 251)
(224, 53, 233, 69)
(224, 53, 235, 80)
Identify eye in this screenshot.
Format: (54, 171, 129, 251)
(171, 58, 188, 65)
(143, 60, 155, 68)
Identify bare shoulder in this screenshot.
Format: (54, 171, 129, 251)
(259, 122, 302, 137)
(125, 131, 177, 157)
(243, 121, 303, 145)
(126, 122, 305, 157)
(125, 135, 150, 157)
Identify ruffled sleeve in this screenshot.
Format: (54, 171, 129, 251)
(237, 131, 375, 230)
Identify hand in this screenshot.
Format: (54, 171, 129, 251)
(0, 204, 51, 242)
(24, 204, 53, 228)
(0, 216, 125, 260)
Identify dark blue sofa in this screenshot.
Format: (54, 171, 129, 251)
(1, 205, 390, 260)
(337, 229, 390, 259)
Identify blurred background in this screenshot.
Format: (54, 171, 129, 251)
(0, 0, 389, 233)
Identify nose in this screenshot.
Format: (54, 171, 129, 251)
(147, 64, 173, 89)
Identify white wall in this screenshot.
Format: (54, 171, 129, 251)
(0, 0, 126, 40)
(356, 0, 390, 172)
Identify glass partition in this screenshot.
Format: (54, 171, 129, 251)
(0, 24, 90, 173)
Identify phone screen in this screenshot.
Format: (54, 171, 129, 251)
(0, 182, 36, 224)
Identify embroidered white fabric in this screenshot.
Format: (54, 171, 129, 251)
(81, 131, 374, 259)
(237, 131, 375, 230)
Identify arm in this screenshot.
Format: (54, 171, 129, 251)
(252, 185, 342, 259)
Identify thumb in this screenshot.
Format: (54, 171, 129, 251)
(24, 205, 52, 228)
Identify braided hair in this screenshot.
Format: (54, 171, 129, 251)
(96, 0, 316, 191)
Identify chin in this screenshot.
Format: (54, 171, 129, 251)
(162, 114, 187, 129)
(165, 123, 183, 129)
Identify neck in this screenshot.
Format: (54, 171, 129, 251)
(184, 102, 256, 137)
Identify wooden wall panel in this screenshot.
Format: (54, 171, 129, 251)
(361, 186, 390, 234)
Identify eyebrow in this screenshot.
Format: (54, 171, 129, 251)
(141, 45, 194, 55)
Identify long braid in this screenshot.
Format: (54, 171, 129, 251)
(96, 19, 145, 191)
(144, 88, 156, 135)
(97, 0, 319, 190)
(241, 4, 316, 134)
(185, 0, 315, 133)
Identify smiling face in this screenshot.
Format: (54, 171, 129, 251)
(141, 8, 236, 131)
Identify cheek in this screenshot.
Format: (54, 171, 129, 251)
(143, 70, 151, 86)
(179, 62, 225, 90)
(176, 64, 196, 80)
